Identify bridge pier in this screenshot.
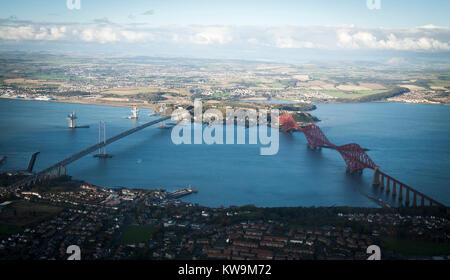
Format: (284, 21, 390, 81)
(413, 192, 417, 207)
(62, 166, 66, 176)
(372, 168, 380, 187)
(380, 174, 385, 190)
(57, 166, 61, 177)
(391, 179, 396, 196)
(398, 184, 403, 201)
(405, 188, 410, 205)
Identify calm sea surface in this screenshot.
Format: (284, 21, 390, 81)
(0, 99, 449, 207)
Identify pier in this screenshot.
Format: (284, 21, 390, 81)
(166, 188, 198, 199)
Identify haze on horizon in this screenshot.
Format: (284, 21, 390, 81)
(0, 0, 449, 63)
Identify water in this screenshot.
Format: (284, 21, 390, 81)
(0, 99, 449, 207)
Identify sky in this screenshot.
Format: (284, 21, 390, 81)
(0, 0, 449, 61)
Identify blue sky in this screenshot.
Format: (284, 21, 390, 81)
(1, 0, 449, 28)
(0, 0, 449, 60)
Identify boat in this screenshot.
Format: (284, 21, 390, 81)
(35, 95, 54, 101)
(157, 125, 171, 129)
(157, 117, 172, 129)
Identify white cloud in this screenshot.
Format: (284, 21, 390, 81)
(0, 20, 449, 52)
(189, 27, 232, 45)
(0, 25, 67, 41)
(337, 28, 450, 51)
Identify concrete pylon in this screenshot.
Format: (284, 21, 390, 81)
(57, 166, 61, 177)
(421, 196, 425, 207)
(391, 179, 396, 196)
(372, 168, 380, 187)
(405, 189, 410, 205)
(413, 193, 417, 207)
(380, 175, 385, 190)
(62, 166, 66, 176)
(398, 185, 403, 201)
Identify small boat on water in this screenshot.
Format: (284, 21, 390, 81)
(157, 118, 176, 129)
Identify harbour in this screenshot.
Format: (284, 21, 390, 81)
(166, 187, 198, 199)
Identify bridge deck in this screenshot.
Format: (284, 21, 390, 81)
(8, 116, 171, 189)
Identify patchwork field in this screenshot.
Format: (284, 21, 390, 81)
(324, 90, 389, 99)
(102, 87, 189, 96)
(120, 225, 156, 244)
(0, 200, 62, 229)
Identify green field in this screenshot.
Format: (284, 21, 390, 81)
(0, 200, 62, 228)
(120, 225, 156, 244)
(430, 80, 450, 88)
(381, 237, 450, 257)
(0, 224, 22, 237)
(102, 87, 187, 96)
(325, 90, 388, 98)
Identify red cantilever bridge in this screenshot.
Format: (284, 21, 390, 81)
(279, 113, 446, 208)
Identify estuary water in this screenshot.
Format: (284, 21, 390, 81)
(0, 98, 449, 207)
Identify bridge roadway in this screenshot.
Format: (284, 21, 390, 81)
(8, 116, 171, 190)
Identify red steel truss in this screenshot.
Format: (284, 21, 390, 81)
(279, 114, 377, 172)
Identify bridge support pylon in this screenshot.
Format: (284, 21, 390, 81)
(405, 188, 410, 205)
(372, 168, 380, 187)
(392, 179, 396, 196)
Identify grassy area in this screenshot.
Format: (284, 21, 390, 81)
(430, 80, 450, 88)
(102, 87, 188, 96)
(0, 224, 22, 237)
(213, 91, 231, 98)
(381, 237, 450, 257)
(0, 200, 62, 228)
(102, 87, 158, 95)
(324, 90, 388, 98)
(35, 74, 85, 82)
(120, 225, 156, 244)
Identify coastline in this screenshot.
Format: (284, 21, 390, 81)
(1, 95, 447, 110)
(0, 95, 160, 111)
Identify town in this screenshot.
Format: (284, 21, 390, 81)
(0, 175, 448, 260)
(0, 54, 449, 109)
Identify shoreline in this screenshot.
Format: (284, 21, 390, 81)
(0, 95, 447, 109)
(0, 95, 160, 111)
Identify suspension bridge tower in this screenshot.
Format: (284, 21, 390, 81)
(94, 121, 113, 158)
